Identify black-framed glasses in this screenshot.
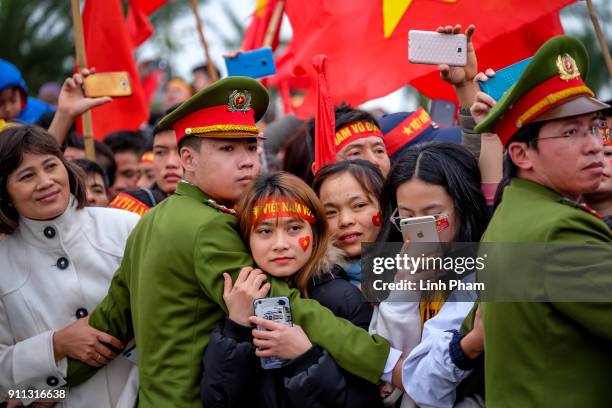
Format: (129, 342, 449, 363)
(537, 125, 610, 142)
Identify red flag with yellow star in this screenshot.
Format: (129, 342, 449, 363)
(243, 0, 283, 51)
(279, 0, 575, 118)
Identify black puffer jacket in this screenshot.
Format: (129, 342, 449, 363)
(200, 262, 382, 408)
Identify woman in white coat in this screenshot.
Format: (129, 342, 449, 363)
(0, 125, 140, 407)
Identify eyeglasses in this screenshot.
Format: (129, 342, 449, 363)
(390, 207, 451, 232)
(537, 125, 610, 142)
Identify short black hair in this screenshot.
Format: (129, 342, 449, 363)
(73, 159, 109, 189)
(494, 121, 543, 207)
(103, 130, 147, 156)
(191, 63, 221, 81)
(334, 103, 380, 133)
(178, 135, 203, 152)
(152, 103, 184, 139)
(282, 123, 315, 185)
(64, 131, 117, 187)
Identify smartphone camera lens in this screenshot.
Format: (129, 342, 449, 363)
(262, 61, 267, 65)
(120, 80, 127, 88)
(417, 232, 424, 238)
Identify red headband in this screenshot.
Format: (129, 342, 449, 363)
(252, 199, 316, 224)
(334, 121, 383, 152)
(383, 107, 433, 156)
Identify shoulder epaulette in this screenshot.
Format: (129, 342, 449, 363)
(558, 197, 602, 218)
(203, 198, 237, 216)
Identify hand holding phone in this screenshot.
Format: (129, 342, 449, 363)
(436, 24, 477, 88)
(253, 296, 293, 369)
(83, 72, 132, 98)
(479, 57, 532, 101)
(400, 216, 440, 243)
(409, 30, 467, 67)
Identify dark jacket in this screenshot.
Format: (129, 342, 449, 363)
(200, 256, 382, 408)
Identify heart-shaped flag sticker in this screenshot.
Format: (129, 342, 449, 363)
(372, 212, 381, 227)
(298, 236, 311, 252)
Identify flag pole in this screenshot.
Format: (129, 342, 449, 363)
(190, 0, 219, 82)
(263, 0, 285, 48)
(586, 0, 612, 77)
(70, 0, 96, 160)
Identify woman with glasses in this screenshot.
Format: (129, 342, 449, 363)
(371, 142, 489, 407)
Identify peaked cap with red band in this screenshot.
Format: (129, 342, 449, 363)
(157, 76, 269, 144)
(475, 35, 610, 146)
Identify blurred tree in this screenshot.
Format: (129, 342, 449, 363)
(0, 0, 205, 95)
(0, 0, 74, 94)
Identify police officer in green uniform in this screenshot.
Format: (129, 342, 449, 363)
(66, 77, 402, 407)
(472, 36, 612, 407)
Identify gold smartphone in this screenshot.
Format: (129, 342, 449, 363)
(83, 71, 132, 98)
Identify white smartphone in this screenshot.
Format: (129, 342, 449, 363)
(408, 30, 467, 67)
(400, 216, 440, 243)
(254, 296, 292, 369)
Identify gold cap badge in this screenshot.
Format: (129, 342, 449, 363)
(228, 90, 252, 112)
(556, 54, 580, 81)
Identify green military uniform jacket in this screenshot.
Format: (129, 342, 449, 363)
(67, 182, 390, 407)
(481, 178, 612, 407)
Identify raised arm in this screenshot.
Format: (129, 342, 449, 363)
(48, 68, 111, 145)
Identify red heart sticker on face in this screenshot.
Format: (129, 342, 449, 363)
(298, 236, 311, 252)
(372, 212, 381, 227)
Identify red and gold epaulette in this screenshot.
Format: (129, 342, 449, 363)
(558, 197, 602, 219)
(109, 193, 150, 216)
(204, 198, 237, 216)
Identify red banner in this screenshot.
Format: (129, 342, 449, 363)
(80, 0, 149, 140)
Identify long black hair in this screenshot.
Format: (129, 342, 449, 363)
(378, 142, 488, 243)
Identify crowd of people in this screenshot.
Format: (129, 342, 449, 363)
(1, 23, 612, 408)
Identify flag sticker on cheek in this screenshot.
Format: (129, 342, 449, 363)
(372, 211, 381, 227)
(436, 216, 450, 232)
(298, 236, 311, 252)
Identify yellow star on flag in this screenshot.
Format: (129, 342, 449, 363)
(382, 0, 413, 39)
(382, 0, 459, 38)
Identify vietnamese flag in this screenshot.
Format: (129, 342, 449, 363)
(126, 0, 169, 48)
(279, 0, 576, 118)
(243, 0, 284, 51)
(81, 0, 148, 140)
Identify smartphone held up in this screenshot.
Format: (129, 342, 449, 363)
(408, 30, 467, 67)
(224, 47, 276, 79)
(83, 71, 132, 98)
